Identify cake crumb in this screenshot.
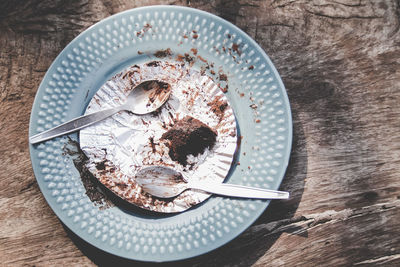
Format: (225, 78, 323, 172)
(161, 116, 217, 166)
(154, 48, 172, 58)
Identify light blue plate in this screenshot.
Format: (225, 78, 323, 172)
(29, 5, 292, 262)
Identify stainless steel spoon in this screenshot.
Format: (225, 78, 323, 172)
(29, 80, 172, 144)
(135, 166, 289, 199)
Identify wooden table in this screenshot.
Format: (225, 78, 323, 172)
(1, 1, 400, 266)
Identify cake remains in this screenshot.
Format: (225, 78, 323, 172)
(161, 116, 217, 166)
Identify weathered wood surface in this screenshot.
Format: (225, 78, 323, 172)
(1, 0, 400, 266)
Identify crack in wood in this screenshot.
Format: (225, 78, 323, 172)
(249, 200, 400, 237)
(304, 8, 383, 20)
(263, 23, 294, 28)
(331, 0, 364, 8)
(354, 253, 400, 265)
(271, 0, 299, 8)
(19, 180, 36, 193)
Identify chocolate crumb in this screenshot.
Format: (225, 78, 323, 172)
(184, 53, 195, 64)
(146, 61, 160, 67)
(221, 85, 228, 93)
(154, 48, 172, 58)
(176, 53, 195, 65)
(149, 137, 157, 153)
(141, 118, 149, 125)
(140, 80, 171, 104)
(219, 73, 228, 81)
(136, 23, 152, 38)
(143, 23, 152, 31)
(191, 48, 198, 55)
(115, 182, 128, 191)
(96, 161, 106, 171)
(197, 55, 207, 62)
(176, 54, 185, 62)
(122, 68, 140, 80)
(208, 95, 228, 121)
(232, 43, 241, 55)
(200, 66, 206, 76)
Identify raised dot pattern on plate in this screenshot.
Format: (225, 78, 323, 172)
(29, 6, 292, 262)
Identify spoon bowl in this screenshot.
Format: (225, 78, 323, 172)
(29, 80, 172, 144)
(125, 80, 172, 115)
(135, 166, 290, 200)
(135, 166, 187, 198)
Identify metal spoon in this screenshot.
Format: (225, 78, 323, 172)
(135, 166, 289, 199)
(29, 80, 172, 144)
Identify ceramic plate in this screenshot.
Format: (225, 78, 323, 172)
(29, 5, 292, 262)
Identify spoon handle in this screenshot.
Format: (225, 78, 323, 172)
(188, 182, 289, 200)
(29, 106, 121, 144)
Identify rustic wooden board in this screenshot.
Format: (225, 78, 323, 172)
(1, 0, 400, 266)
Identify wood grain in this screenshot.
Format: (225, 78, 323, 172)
(1, 0, 400, 266)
